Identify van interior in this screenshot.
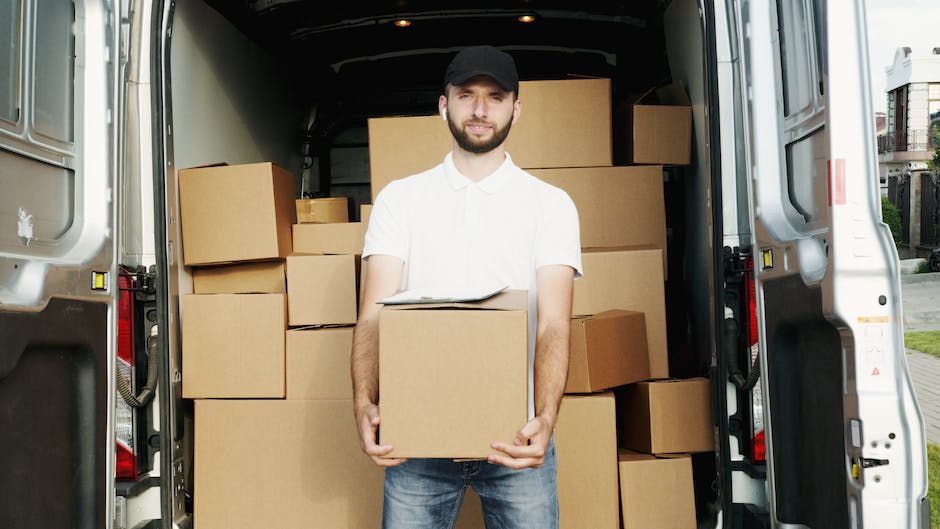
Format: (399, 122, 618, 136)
(149, 0, 763, 527)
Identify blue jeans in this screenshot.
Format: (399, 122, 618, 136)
(382, 439, 559, 529)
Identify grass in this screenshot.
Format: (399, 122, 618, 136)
(930, 444, 940, 529)
(905, 331, 940, 359)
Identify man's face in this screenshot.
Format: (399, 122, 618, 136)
(442, 77, 519, 154)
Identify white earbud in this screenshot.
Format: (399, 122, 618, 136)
(442, 108, 447, 121)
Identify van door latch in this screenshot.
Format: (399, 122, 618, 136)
(859, 457, 889, 468)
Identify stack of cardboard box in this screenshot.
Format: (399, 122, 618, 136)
(367, 77, 706, 529)
(178, 162, 383, 529)
(179, 76, 705, 529)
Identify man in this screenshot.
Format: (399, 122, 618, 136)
(352, 45, 582, 529)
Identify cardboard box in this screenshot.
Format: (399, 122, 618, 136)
(286, 327, 354, 400)
(182, 294, 286, 398)
(625, 82, 692, 165)
(292, 222, 365, 255)
(192, 261, 286, 294)
(555, 393, 620, 529)
(530, 166, 666, 262)
(295, 197, 349, 223)
(566, 310, 650, 394)
(368, 78, 612, 200)
(379, 290, 528, 458)
(618, 378, 714, 454)
(618, 450, 696, 529)
(195, 399, 384, 529)
(573, 247, 668, 379)
(360, 204, 372, 226)
(179, 162, 296, 266)
(286, 254, 358, 326)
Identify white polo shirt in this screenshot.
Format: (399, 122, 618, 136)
(363, 152, 583, 417)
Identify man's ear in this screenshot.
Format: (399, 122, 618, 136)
(511, 98, 521, 125)
(438, 94, 448, 121)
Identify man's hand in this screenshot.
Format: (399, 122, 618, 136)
(488, 415, 554, 469)
(355, 401, 407, 467)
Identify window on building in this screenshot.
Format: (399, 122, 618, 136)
(929, 83, 940, 148)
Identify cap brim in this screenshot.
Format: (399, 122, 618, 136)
(447, 70, 516, 93)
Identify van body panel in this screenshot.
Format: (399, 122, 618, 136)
(0, 1, 120, 528)
(733, 0, 928, 527)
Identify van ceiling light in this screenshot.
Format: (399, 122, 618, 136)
(394, 19, 412, 27)
(517, 14, 536, 23)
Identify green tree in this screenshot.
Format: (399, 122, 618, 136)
(930, 126, 940, 171)
(882, 195, 903, 246)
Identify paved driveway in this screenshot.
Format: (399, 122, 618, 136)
(901, 272, 940, 444)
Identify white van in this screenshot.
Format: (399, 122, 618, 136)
(0, 0, 930, 528)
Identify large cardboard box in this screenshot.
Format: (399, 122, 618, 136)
(192, 261, 286, 294)
(573, 247, 668, 379)
(286, 327, 353, 400)
(182, 294, 286, 398)
(292, 222, 365, 255)
(368, 78, 612, 200)
(195, 399, 384, 529)
(555, 393, 620, 529)
(566, 310, 650, 394)
(624, 82, 692, 165)
(296, 197, 349, 223)
(286, 254, 358, 326)
(379, 290, 528, 458)
(618, 378, 714, 454)
(179, 162, 296, 266)
(530, 166, 666, 262)
(618, 450, 696, 529)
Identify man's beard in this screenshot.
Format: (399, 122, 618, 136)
(447, 114, 513, 154)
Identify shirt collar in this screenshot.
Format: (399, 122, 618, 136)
(443, 151, 515, 194)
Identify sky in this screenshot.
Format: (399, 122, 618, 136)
(865, 0, 939, 113)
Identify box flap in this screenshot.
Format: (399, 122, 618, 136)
(635, 81, 691, 106)
(381, 288, 526, 311)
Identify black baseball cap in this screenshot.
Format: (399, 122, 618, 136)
(443, 45, 519, 95)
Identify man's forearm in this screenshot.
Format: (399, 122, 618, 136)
(351, 318, 380, 408)
(533, 319, 570, 429)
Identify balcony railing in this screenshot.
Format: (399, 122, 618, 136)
(878, 128, 939, 154)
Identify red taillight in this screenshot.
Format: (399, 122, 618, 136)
(118, 275, 134, 365)
(116, 273, 137, 480)
(752, 429, 766, 462)
(743, 256, 758, 347)
(116, 440, 138, 480)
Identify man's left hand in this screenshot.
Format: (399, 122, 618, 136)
(488, 415, 554, 469)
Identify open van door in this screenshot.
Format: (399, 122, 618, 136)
(730, 0, 929, 527)
(0, 2, 120, 528)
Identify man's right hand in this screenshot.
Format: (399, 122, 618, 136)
(356, 401, 407, 467)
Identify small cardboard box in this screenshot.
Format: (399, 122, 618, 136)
(292, 222, 365, 255)
(573, 247, 668, 379)
(379, 290, 528, 458)
(555, 393, 620, 529)
(195, 399, 384, 529)
(286, 327, 353, 400)
(179, 162, 296, 266)
(625, 82, 692, 165)
(360, 204, 372, 226)
(368, 78, 612, 200)
(182, 294, 286, 398)
(566, 310, 650, 394)
(295, 197, 349, 223)
(192, 261, 286, 294)
(286, 254, 358, 326)
(617, 378, 714, 454)
(530, 166, 667, 271)
(618, 450, 696, 529)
